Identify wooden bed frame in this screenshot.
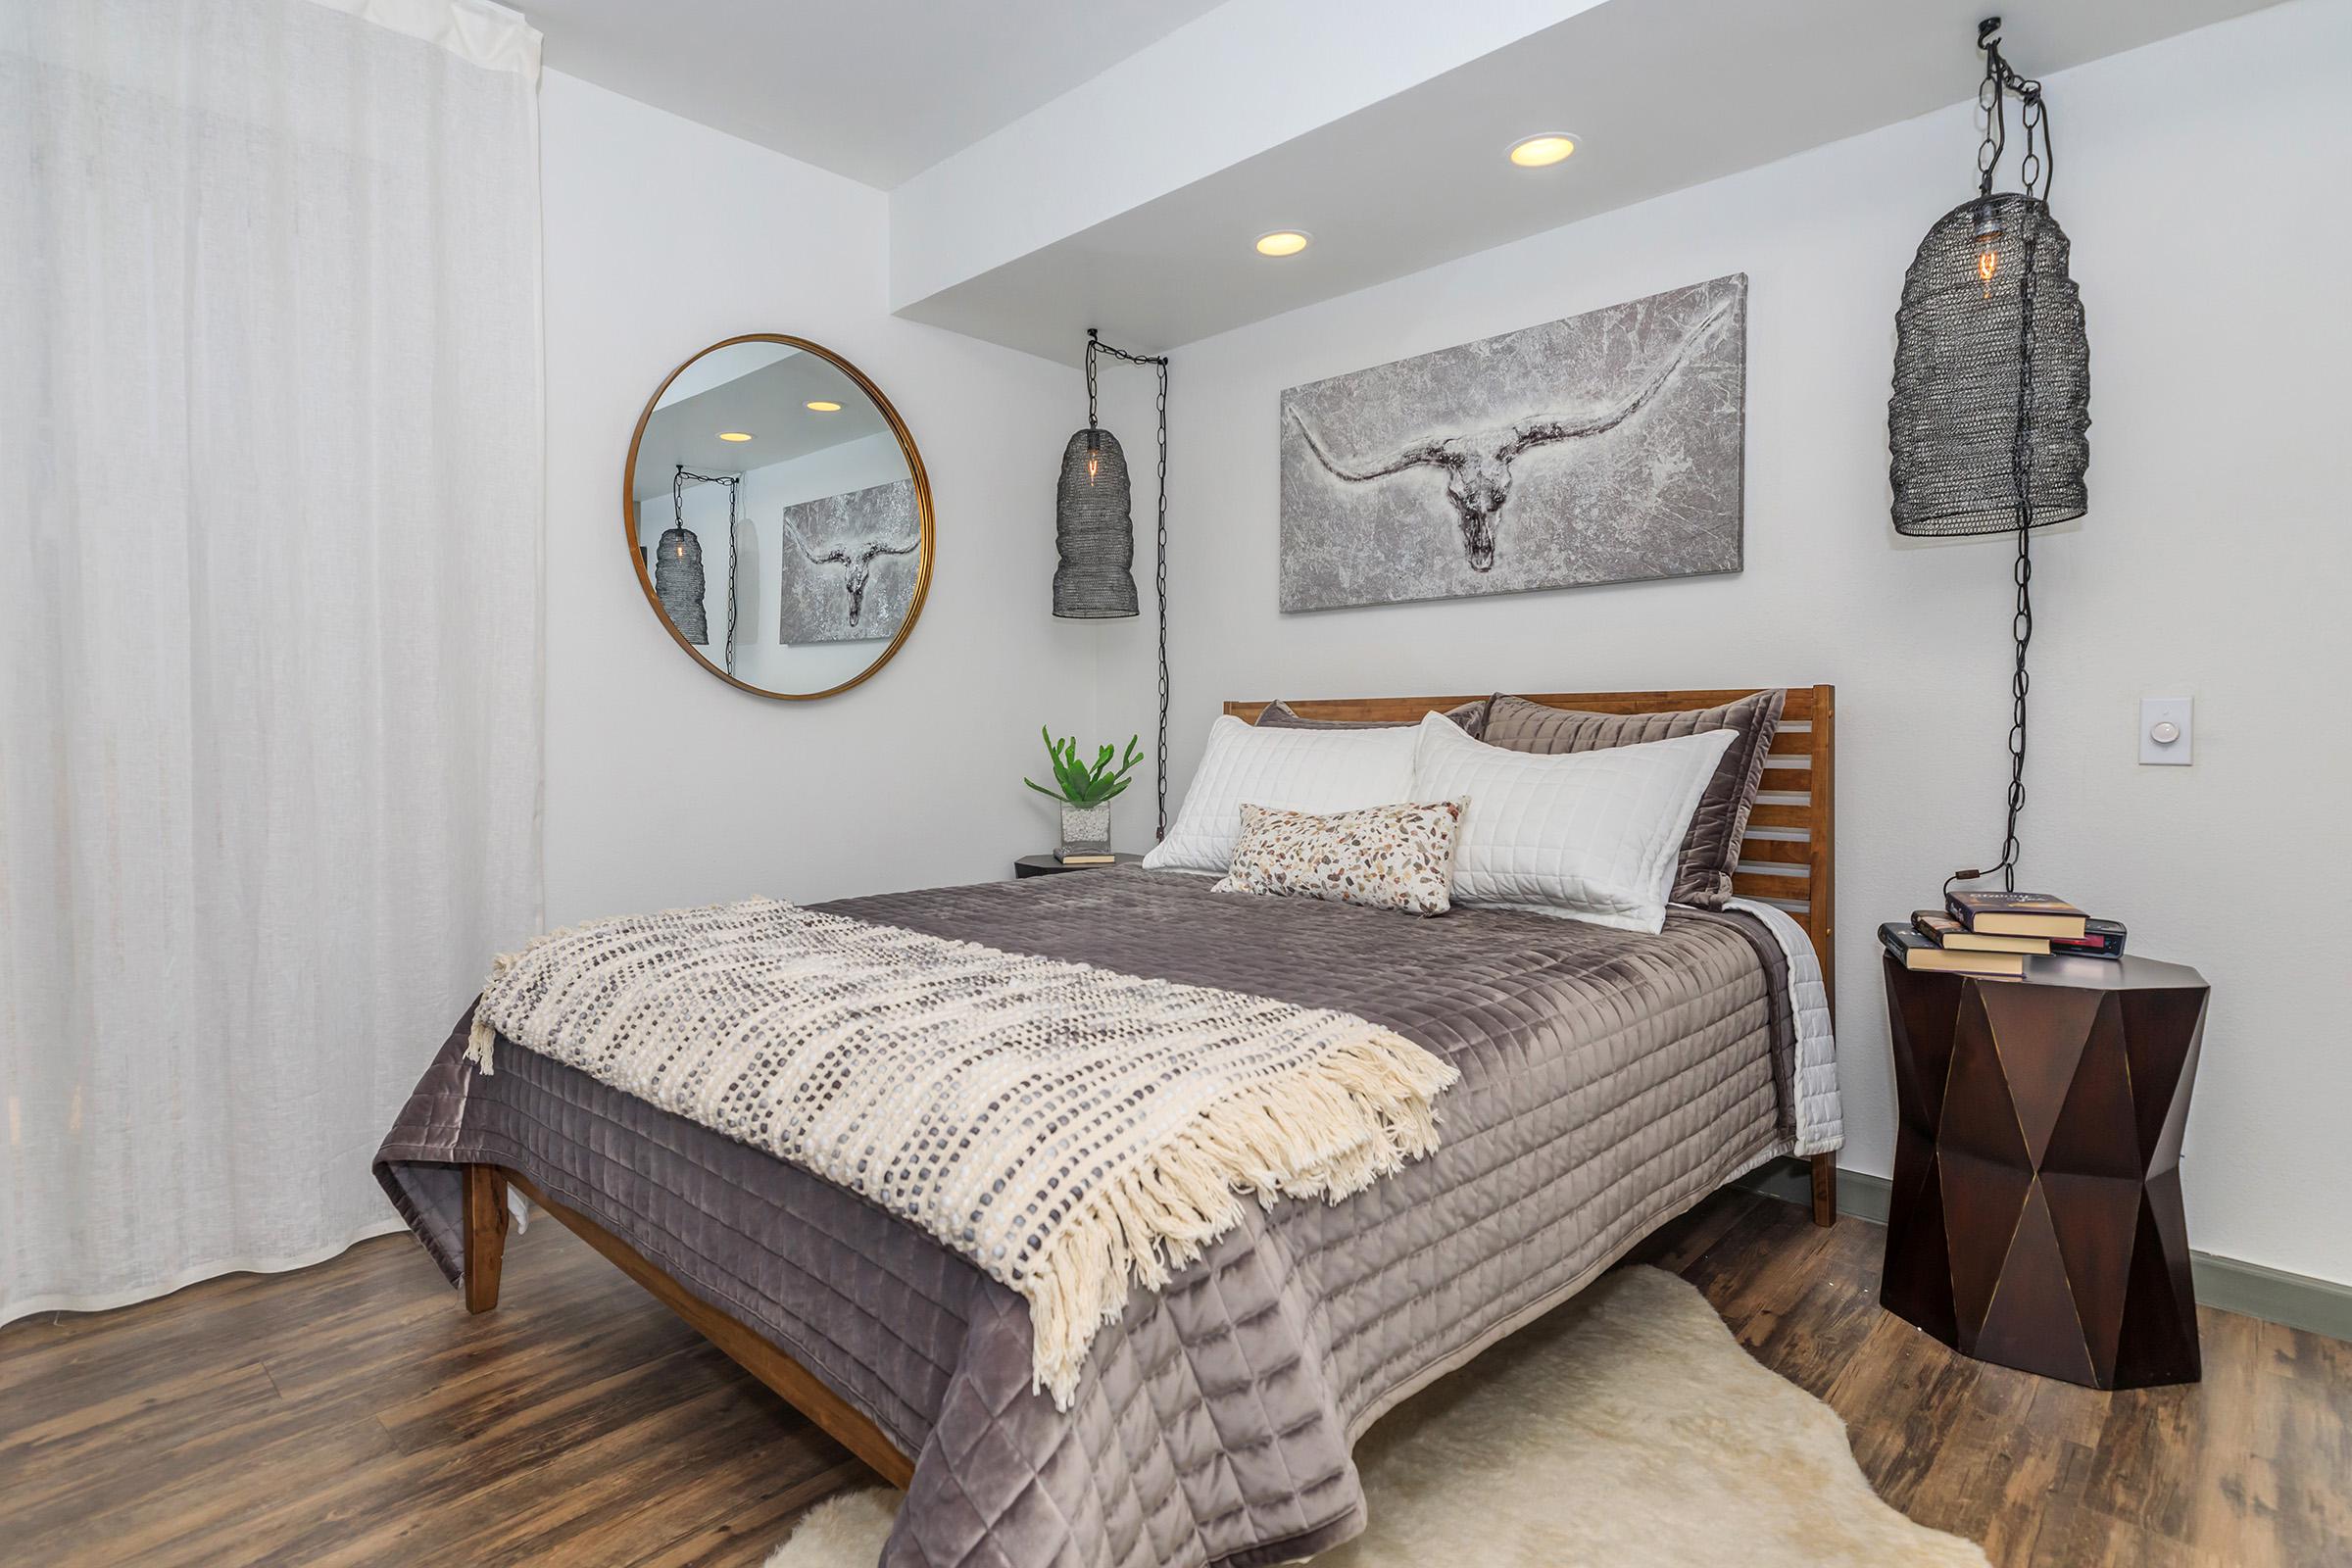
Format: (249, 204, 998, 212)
(459, 685, 1837, 1488)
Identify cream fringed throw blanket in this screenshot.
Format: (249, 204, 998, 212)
(465, 898, 1459, 1406)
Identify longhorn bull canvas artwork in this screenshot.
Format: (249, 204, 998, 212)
(777, 478, 922, 643)
(1278, 273, 1746, 612)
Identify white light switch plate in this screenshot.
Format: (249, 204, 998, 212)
(2140, 696, 2192, 765)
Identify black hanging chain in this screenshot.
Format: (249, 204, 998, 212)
(1977, 19, 2053, 202)
(675, 464, 744, 670)
(1083, 333, 1099, 436)
(1085, 328, 1173, 839)
(1995, 224, 2039, 895)
(1949, 18, 2050, 899)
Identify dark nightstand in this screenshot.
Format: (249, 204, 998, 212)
(1013, 854, 1146, 879)
(1880, 949, 2210, 1389)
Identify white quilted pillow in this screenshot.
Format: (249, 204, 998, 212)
(1144, 714, 1416, 874)
(1410, 712, 1735, 933)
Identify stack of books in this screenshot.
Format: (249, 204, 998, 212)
(1880, 890, 2128, 977)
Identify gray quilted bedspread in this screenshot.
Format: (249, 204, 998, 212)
(376, 868, 1795, 1567)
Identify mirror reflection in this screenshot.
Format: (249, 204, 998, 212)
(628, 337, 930, 698)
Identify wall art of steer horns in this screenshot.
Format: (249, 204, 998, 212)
(1278, 273, 1746, 612)
(777, 477, 922, 643)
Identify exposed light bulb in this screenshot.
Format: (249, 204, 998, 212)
(1086, 452, 1100, 482)
(1971, 203, 2003, 301)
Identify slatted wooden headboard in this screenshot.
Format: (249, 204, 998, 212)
(1221, 687, 1837, 1009)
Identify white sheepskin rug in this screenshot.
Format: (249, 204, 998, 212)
(765, 1489, 904, 1567)
(764, 1265, 1988, 1567)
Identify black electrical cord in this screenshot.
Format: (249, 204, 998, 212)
(674, 464, 743, 671)
(1083, 329, 1172, 839)
(1949, 18, 2051, 898)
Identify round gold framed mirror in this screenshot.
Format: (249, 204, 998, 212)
(623, 334, 933, 700)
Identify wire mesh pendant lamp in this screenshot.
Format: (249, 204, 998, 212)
(1054, 331, 1147, 618)
(1890, 17, 2088, 891)
(656, 464, 710, 646)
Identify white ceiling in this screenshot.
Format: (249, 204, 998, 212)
(522, 0, 1227, 188)
(892, 0, 2283, 361)
(529, 0, 2285, 359)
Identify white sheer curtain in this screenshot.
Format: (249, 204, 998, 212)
(0, 0, 543, 1321)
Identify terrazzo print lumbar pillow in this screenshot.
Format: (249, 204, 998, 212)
(1212, 799, 1468, 916)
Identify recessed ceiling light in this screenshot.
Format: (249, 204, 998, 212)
(805, 400, 842, 413)
(717, 430, 754, 441)
(1254, 230, 1311, 258)
(1508, 133, 1578, 168)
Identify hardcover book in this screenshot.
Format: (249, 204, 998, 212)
(1912, 908, 2049, 955)
(1945, 890, 2087, 940)
(1882, 922, 2027, 977)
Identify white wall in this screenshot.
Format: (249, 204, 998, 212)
(543, 70, 1101, 921)
(1100, 1, 2352, 1285)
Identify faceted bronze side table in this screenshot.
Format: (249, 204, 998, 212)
(1880, 951, 2209, 1389)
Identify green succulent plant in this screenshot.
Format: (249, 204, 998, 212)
(1025, 728, 1143, 808)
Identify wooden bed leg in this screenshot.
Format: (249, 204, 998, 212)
(463, 1163, 509, 1313)
(1808, 1152, 1838, 1228)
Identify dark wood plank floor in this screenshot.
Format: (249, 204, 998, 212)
(4, 1190, 2345, 1566)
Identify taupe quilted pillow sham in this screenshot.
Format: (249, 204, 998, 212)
(1255, 699, 1488, 740)
(1481, 690, 1787, 908)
